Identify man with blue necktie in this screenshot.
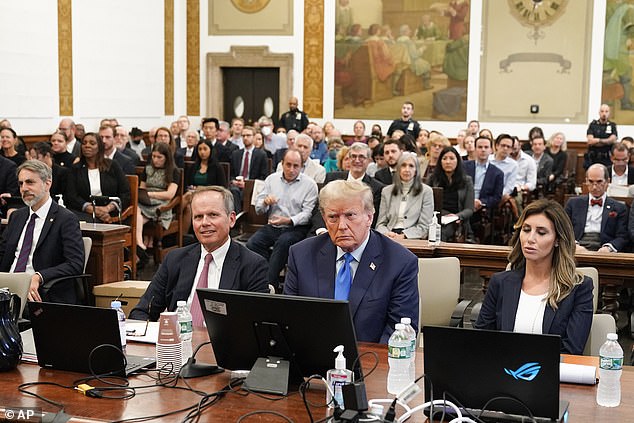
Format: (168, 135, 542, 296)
(283, 180, 419, 343)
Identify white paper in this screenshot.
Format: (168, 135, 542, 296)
(250, 180, 266, 206)
(441, 215, 459, 225)
(560, 362, 596, 385)
(125, 321, 159, 344)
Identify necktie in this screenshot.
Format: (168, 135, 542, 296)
(334, 253, 354, 301)
(241, 150, 250, 179)
(15, 214, 38, 272)
(590, 197, 603, 207)
(191, 253, 213, 327)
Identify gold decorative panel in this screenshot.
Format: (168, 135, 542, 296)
(187, 0, 200, 116)
(165, 0, 174, 116)
(303, 0, 324, 118)
(58, 0, 73, 116)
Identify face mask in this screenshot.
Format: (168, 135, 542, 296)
(261, 126, 272, 137)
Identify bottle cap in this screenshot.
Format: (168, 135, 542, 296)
(401, 317, 411, 325)
(177, 300, 186, 307)
(111, 300, 121, 308)
(607, 333, 618, 341)
(395, 323, 405, 330)
(333, 345, 346, 369)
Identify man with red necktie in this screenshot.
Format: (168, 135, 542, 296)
(130, 186, 269, 325)
(564, 164, 629, 253)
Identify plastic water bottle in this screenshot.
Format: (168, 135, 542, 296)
(400, 317, 417, 381)
(597, 333, 623, 407)
(176, 301, 193, 365)
(387, 323, 412, 395)
(111, 300, 126, 351)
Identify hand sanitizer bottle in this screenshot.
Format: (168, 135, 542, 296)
(326, 345, 353, 409)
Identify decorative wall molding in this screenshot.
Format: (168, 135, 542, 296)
(206, 46, 293, 119)
(165, 0, 174, 116)
(187, 0, 200, 116)
(303, 0, 324, 118)
(58, 0, 73, 116)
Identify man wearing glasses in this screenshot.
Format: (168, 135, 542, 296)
(57, 118, 80, 157)
(129, 186, 269, 325)
(564, 164, 628, 253)
(609, 143, 634, 186)
(284, 180, 419, 344)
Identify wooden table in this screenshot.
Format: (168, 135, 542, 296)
(400, 240, 634, 316)
(1, 331, 633, 422)
(80, 222, 128, 286)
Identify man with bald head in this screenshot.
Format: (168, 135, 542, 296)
(58, 118, 80, 157)
(564, 164, 628, 252)
(279, 96, 309, 133)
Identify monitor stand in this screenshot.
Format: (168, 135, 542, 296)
(244, 321, 303, 395)
(180, 357, 224, 379)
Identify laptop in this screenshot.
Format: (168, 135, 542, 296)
(423, 325, 569, 422)
(28, 301, 155, 376)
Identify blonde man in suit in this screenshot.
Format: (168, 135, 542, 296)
(376, 152, 434, 239)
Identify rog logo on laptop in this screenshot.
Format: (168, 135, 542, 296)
(504, 362, 541, 381)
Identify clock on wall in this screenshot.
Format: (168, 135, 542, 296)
(508, 0, 569, 43)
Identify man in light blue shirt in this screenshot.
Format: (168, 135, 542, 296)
(247, 149, 318, 290)
(489, 134, 518, 197)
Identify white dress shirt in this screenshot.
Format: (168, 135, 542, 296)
(10, 197, 53, 274)
(187, 237, 231, 307)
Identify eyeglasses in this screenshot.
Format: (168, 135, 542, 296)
(126, 295, 153, 337)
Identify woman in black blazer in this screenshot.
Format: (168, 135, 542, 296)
(66, 132, 131, 223)
(428, 147, 474, 242)
(475, 199, 593, 355)
(182, 139, 227, 233)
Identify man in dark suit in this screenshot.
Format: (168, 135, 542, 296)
(284, 180, 419, 344)
(99, 125, 135, 175)
(28, 142, 69, 203)
(565, 164, 629, 252)
(202, 117, 232, 164)
(0, 160, 84, 304)
(374, 139, 403, 185)
(529, 136, 554, 188)
(310, 142, 385, 234)
(609, 143, 634, 186)
(114, 125, 140, 166)
(229, 126, 270, 212)
(130, 186, 269, 323)
(463, 136, 504, 211)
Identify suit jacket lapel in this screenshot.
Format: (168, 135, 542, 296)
(178, 246, 201, 297)
(219, 241, 239, 290)
(348, 232, 383, 319)
(574, 197, 589, 239)
(601, 198, 613, 232)
(501, 270, 523, 331)
(317, 239, 337, 299)
(36, 202, 57, 250)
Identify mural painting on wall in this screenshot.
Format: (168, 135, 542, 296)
(602, 0, 634, 123)
(334, 0, 469, 121)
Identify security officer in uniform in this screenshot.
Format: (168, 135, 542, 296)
(279, 96, 309, 133)
(585, 104, 618, 169)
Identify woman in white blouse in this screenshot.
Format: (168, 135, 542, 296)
(376, 152, 434, 240)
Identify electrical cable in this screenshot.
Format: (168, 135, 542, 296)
(236, 410, 295, 422)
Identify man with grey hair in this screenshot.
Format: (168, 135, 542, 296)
(58, 118, 80, 157)
(130, 186, 269, 325)
(273, 129, 299, 168)
(217, 120, 239, 158)
(275, 134, 326, 183)
(311, 142, 385, 235)
(284, 180, 419, 344)
(258, 115, 287, 155)
(0, 160, 84, 304)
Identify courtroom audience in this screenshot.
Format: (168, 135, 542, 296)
(475, 199, 593, 355)
(65, 132, 131, 223)
(28, 142, 69, 203)
(546, 132, 568, 188)
(376, 152, 433, 240)
(135, 142, 180, 266)
(428, 147, 474, 242)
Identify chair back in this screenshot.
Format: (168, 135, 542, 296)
(432, 186, 443, 213)
(576, 267, 598, 313)
(82, 237, 92, 272)
(0, 273, 31, 316)
(583, 313, 616, 356)
(417, 257, 460, 328)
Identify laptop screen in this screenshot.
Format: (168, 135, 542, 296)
(423, 325, 562, 420)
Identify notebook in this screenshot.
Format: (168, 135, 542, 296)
(423, 325, 569, 422)
(28, 301, 155, 376)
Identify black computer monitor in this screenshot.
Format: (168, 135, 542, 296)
(196, 289, 360, 395)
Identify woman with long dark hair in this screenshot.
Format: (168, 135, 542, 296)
(428, 147, 474, 241)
